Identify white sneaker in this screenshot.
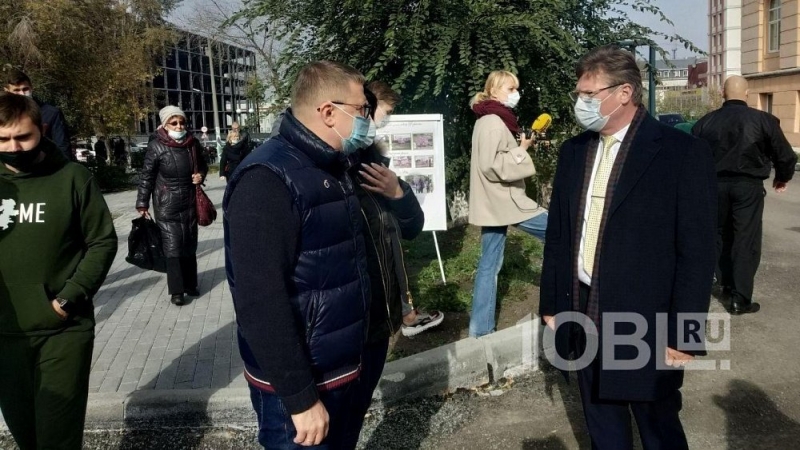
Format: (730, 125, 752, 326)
(401, 309, 444, 337)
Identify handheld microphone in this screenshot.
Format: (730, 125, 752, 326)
(531, 113, 552, 134)
(523, 113, 553, 139)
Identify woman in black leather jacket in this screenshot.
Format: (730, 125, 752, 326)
(135, 106, 208, 305)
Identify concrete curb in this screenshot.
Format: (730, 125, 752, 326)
(1, 319, 542, 428)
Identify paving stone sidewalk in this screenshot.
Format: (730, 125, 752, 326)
(93, 175, 244, 395)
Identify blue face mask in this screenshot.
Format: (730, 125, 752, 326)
(332, 104, 375, 154)
(573, 86, 621, 132)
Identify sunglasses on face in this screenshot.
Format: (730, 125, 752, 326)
(168, 121, 186, 126)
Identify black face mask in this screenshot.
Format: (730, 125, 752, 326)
(0, 148, 42, 172)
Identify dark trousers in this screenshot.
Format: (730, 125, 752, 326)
(249, 382, 358, 450)
(577, 362, 688, 450)
(574, 283, 687, 450)
(0, 330, 93, 450)
(341, 338, 390, 449)
(716, 180, 765, 304)
(166, 256, 198, 295)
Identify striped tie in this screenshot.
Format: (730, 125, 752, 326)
(584, 135, 618, 277)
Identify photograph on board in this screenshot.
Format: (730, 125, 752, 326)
(414, 155, 434, 168)
(413, 133, 434, 151)
(404, 174, 434, 194)
(391, 134, 413, 151)
(392, 155, 412, 169)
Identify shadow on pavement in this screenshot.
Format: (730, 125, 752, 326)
(359, 395, 448, 450)
(714, 379, 800, 449)
(117, 323, 242, 449)
(522, 435, 571, 449)
(542, 364, 591, 450)
(94, 276, 162, 325)
(359, 337, 453, 449)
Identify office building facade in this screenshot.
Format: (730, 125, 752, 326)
(742, 0, 800, 147)
(709, 0, 743, 87)
(136, 30, 258, 138)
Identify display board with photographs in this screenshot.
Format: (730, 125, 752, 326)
(377, 115, 447, 231)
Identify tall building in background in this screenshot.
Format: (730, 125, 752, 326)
(709, 0, 743, 86)
(136, 30, 257, 138)
(742, 0, 800, 147)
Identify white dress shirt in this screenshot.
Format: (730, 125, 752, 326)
(578, 124, 630, 285)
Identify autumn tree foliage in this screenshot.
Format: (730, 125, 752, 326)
(0, 0, 178, 147)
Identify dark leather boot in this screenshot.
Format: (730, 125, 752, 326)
(171, 293, 185, 306)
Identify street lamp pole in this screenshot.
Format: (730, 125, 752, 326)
(205, 39, 222, 143)
(191, 88, 206, 128)
(617, 39, 657, 116)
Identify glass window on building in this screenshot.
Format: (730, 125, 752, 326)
(178, 50, 190, 71)
(760, 93, 774, 114)
(166, 70, 178, 90)
(769, 0, 781, 53)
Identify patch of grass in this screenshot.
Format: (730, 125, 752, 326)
(403, 225, 544, 313)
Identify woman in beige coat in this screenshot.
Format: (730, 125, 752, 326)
(468, 70, 548, 337)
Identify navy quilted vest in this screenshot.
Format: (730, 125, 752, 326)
(223, 112, 370, 386)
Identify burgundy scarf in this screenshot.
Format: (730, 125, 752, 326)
(472, 99, 520, 134)
(156, 127, 197, 148)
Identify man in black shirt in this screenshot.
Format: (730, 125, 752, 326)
(4, 69, 72, 160)
(693, 75, 797, 314)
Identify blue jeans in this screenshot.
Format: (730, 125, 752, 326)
(469, 212, 548, 338)
(249, 381, 358, 450)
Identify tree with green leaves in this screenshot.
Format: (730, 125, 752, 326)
(236, 0, 699, 204)
(0, 0, 178, 163)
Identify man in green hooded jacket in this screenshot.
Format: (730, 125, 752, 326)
(0, 93, 117, 449)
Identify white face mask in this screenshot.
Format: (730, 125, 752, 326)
(168, 129, 187, 141)
(375, 105, 391, 129)
(503, 91, 521, 109)
(573, 87, 621, 132)
(22, 91, 33, 98)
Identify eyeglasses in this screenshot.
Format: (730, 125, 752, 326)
(167, 121, 186, 127)
(331, 101, 373, 119)
(569, 83, 624, 102)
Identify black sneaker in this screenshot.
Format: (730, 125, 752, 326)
(185, 288, 200, 297)
(171, 294, 185, 306)
(401, 309, 444, 337)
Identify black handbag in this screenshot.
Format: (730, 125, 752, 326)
(125, 216, 166, 272)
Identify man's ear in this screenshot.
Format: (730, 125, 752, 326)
(317, 102, 336, 127)
(620, 84, 634, 105)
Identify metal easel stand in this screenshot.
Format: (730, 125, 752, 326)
(432, 231, 447, 284)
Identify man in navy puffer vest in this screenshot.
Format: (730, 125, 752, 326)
(223, 61, 373, 449)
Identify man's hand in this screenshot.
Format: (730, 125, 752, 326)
(291, 400, 329, 446)
(138, 209, 151, 220)
(51, 300, 68, 320)
(192, 173, 203, 185)
(665, 347, 694, 368)
(359, 163, 404, 199)
(543, 315, 555, 331)
(773, 180, 788, 193)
